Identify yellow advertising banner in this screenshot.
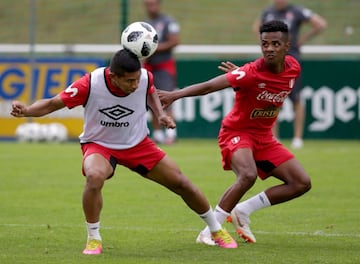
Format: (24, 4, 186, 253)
(0, 58, 104, 139)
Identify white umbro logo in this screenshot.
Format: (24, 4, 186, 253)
(99, 105, 134, 120)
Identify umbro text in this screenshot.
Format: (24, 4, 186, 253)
(100, 120, 130, 127)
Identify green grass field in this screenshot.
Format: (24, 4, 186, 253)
(1, 140, 359, 264)
(2, 0, 359, 45)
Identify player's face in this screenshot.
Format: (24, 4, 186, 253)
(111, 70, 141, 94)
(144, 0, 161, 18)
(260, 31, 289, 67)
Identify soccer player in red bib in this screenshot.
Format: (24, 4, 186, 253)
(10, 49, 237, 254)
(159, 20, 311, 245)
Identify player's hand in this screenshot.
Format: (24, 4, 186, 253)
(159, 115, 176, 129)
(218, 61, 239, 73)
(10, 101, 28, 117)
(157, 90, 175, 109)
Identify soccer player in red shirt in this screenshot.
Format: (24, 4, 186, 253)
(253, 0, 327, 149)
(10, 49, 237, 254)
(159, 20, 311, 245)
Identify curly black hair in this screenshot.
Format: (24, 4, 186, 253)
(260, 20, 289, 39)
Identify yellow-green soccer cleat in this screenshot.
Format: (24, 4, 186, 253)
(211, 229, 238, 248)
(82, 239, 103, 255)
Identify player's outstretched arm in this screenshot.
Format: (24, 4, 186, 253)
(11, 94, 65, 118)
(147, 90, 176, 129)
(158, 74, 230, 108)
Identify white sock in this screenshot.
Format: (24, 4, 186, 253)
(153, 129, 165, 143)
(214, 205, 230, 225)
(86, 221, 102, 241)
(201, 205, 229, 235)
(236, 191, 271, 216)
(165, 128, 177, 140)
(199, 208, 222, 233)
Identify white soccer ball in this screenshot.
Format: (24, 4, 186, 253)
(121, 21, 158, 59)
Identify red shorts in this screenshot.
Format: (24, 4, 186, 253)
(218, 127, 294, 179)
(81, 137, 166, 177)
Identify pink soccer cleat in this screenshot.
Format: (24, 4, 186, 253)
(82, 239, 103, 255)
(211, 229, 238, 248)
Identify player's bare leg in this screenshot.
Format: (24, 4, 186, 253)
(145, 155, 237, 248)
(232, 158, 311, 243)
(291, 100, 305, 149)
(83, 153, 113, 222)
(82, 153, 113, 254)
(217, 148, 260, 242)
(218, 148, 258, 212)
(198, 148, 258, 244)
(146, 155, 211, 213)
(264, 158, 311, 204)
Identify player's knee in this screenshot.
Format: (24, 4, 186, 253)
(237, 170, 257, 185)
(295, 176, 311, 195)
(85, 168, 106, 190)
(302, 177, 312, 193)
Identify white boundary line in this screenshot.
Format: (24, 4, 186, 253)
(1, 223, 359, 238)
(1, 44, 360, 54)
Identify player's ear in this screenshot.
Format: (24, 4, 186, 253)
(282, 35, 290, 52)
(284, 33, 291, 51)
(285, 41, 290, 52)
(109, 71, 117, 79)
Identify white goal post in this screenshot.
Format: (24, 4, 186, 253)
(0, 44, 360, 55)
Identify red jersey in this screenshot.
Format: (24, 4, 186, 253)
(223, 55, 300, 133)
(60, 68, 155, 108)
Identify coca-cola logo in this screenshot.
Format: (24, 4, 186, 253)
(256, 90, 290, 103)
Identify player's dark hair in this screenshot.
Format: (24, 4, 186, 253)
(260, 20, 289, 39)
(110, 49, 141, 76)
